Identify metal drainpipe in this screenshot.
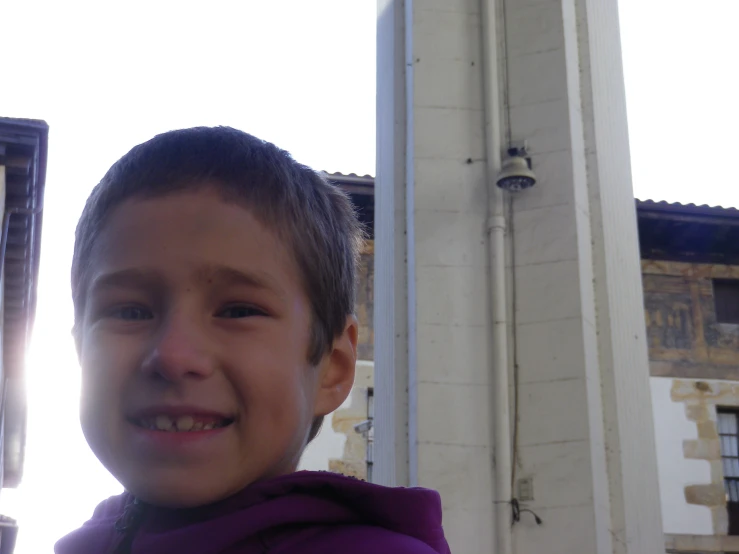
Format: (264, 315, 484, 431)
(481, 0, 514, 553)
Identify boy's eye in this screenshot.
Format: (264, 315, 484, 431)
(112, 306, 154, 321)
(217, 305, 264, 319)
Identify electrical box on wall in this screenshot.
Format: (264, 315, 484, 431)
(518, 477, 534, 502)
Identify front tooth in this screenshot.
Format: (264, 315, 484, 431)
(155, 415, 173, 431)
(176, 416, 194, 432)
(192, 421, 204, 431)
(203, 423, 215, 430)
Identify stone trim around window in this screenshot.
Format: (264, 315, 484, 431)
(665, 532, 739, 552)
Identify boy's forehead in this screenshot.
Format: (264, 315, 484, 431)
(85, 190, 302, 290)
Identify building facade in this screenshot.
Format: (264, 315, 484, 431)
(0, 118, 48, 554)
(373, 1, 664, 552)
(639, 200, 739, 553)
(305, 187, 739, 553)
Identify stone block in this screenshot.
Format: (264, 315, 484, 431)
(416, 322, 490, 386)
(415, 57, 483, 111)
(515, 317, 586, 384)
(505, 1, 565, 58)
(697, 420, 719, 440)
(683, 439, 720, 460)
(516, 378, 591, 446)
(684, 484, 726, 507)
(417, 382, 491, 446)
(514, 259, 583, 325)
(415, 209, 487, 268)
(416, 265, 489, 327)
(515, 440, 594, 508)
(413, 158, 487, 214)
(417, 443, 492, 511)
(508, 47, 568, 108)
(508, 98, 571, 155)
(414, 9, 480, 63)
(414, 107, 485, 161)
(685, 404, 710, 422)
(513, 203, 579, 268)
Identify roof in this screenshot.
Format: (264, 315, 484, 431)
(637, 199, 739, 218)
(0, 117, 48, 488)
(323, 174, 739, 265)
(326, 172, 374, 237)
(636, 199, 739, 264)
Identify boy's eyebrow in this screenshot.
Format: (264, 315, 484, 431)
(88, 266, 284, 297)
(197, 265, 286, 297)
(89, 269, 161, 293)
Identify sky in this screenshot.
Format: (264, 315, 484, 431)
(0, 1, 737, 552)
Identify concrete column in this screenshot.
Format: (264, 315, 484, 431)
(375, 0, 664, 552)
(376, 2, 495, 552)
(505, 0, 664, 551)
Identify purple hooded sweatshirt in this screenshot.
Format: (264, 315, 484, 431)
(55, 471, 451, 554)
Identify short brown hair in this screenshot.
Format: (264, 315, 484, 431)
(71, 126, 363, 441)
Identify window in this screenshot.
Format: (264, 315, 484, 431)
(714, 279, 739, 324)
(366, 387, 374, 483)
(718, 410, 739, 534)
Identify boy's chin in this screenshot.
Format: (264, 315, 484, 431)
(124, 473, 252, 509)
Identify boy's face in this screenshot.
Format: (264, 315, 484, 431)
(75, 188, 357, 508)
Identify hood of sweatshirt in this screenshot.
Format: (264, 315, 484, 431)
(55, 471, 450, 554)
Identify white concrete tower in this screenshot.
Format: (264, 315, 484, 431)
(374, 1, 665, 553)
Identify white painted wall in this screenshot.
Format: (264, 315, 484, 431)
(299, 360, 374, 472)
(298, 402, 348, 472)
(650, 376, 713, 535)
(298, 417, 346, 472)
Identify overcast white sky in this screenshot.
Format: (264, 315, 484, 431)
(0, 1, 737, 552)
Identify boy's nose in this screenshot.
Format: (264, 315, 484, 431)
(140, 316, 215, 382)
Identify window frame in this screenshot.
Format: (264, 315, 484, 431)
(718, 409, 739, 535)
(366, 387, 374, 483)
(714, 279, 739, 324)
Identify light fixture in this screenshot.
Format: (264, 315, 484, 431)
(496, 147, 536, 192)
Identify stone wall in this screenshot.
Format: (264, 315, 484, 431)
(644, 260, 739, 549)
(328, 361, 374, 480)
(356, 242, 374, 361)
(643, 260, 739, 381)
(670, 379, 731, 535)
(323, 242, 375, 480)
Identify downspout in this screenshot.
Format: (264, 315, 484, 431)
(481, 1, 513, 554)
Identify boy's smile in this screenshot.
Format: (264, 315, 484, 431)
(75, 187, 357, 508)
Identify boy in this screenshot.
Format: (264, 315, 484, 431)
(55, 127, 450, 554)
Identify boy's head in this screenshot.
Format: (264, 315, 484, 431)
(71, 127, 361, 507)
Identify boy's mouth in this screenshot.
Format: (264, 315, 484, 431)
(134, 414, 234, 432)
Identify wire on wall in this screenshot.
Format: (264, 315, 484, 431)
(508, 195, 520, 493)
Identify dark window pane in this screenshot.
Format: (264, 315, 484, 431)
(728, 502, 739, 535)
(715, 279, 739, 324)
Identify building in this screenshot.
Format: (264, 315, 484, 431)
(373, 3, 664, 552)
(298, 173, 375, 480)
(0, 118, 48, 554)
(640, 199, 739, 553)
(306, 181, 739, 553)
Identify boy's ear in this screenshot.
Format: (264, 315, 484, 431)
(313, 315, 359, 418)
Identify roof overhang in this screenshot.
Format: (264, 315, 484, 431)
(325, 172, 374, 238)
(636, 200, 739, 265)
